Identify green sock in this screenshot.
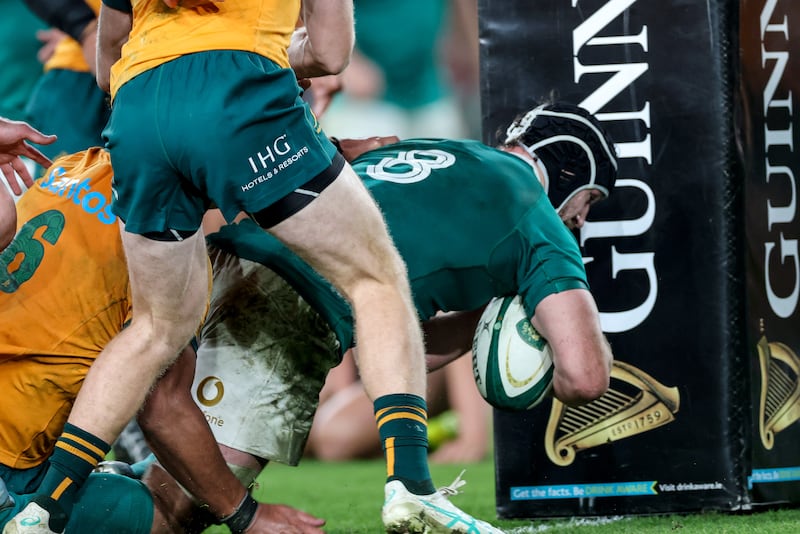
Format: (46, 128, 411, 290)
(374, 393, 436, 495)
(38, 423, 110, 527)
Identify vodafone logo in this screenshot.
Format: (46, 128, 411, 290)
(196, 376, 225, 407)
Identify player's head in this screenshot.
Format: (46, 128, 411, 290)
(501, 103, 618, 213)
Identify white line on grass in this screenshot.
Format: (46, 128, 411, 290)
(507, 515, 628, 533)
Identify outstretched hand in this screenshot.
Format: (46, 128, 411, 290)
(244, 502, 326, 534)
(0, 118, 56, 194)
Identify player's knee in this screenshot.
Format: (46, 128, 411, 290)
(126, 317, 197, 360)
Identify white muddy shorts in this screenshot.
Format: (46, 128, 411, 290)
(192, 247, 341, 465)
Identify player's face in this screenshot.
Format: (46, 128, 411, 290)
(558, 189, 605, 229)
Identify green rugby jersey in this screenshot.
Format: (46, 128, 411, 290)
(210, 138, 588, 351)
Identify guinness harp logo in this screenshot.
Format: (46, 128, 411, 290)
(545, 360, 680, 466)
(757, 334, 800, 450)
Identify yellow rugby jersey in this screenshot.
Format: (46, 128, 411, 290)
(110, 0, 300, 97)
(0, 148, 131, 468)
(43, 0, 102, 73)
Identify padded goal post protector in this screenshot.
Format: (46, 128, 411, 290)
(739, 0, 800, 507)
(479, 0, 776, 518)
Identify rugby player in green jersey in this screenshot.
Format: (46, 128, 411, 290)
(137, 102, 618, 532)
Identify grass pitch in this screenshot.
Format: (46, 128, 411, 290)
(201, 457, 800, 533)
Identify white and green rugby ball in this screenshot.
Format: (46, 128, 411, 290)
(472, 295, 554, 411)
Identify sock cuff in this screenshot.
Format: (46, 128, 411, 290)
(373, 393, 427, 413)
(58, 423, 111, 464)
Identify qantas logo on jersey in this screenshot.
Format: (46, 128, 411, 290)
(39, 167, 116, 225)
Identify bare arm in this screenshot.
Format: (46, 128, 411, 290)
(288, 0, 355, 78)
(138, 346, 327, 533)
(531, 289, 612, 406)
(422, 308, 486, 372)
(137, 346, 248, 520)
(96, 4, 132, 93)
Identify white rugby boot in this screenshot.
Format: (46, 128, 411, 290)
(2, 497, 66, 534)
(382, 471, 505, 533)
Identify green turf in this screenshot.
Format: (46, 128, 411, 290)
(201, 457, 800, 533)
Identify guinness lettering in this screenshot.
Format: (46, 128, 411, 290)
(571, 0, 656, 333)
(760, 1, 798, 318)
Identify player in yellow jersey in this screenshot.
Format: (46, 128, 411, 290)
(25, 0, 109, 163)
(9, 0, 503, 532)
(24, 0, 153, 466)
(0, 149, 152, 534)
(21, 0, 97, 65)
(0, 148, 326, 533)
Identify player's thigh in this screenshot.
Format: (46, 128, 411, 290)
(120, 226, 209, 327)
(269, 164, 407, 287)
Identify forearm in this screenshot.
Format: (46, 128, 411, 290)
(96, 4, 132, 92)
(137, 346, 247, 520)
(422, 308, 485, 372)
(22, 0, 96, 42)
(289, 0, 354, 78)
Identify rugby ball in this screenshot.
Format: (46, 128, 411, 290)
(472, 295, 554, 411)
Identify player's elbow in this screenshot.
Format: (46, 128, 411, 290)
(553, 375, 609, 407)
(311, 53, 350, 77)
(553, 350, 612, 407)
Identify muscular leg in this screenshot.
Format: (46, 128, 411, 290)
(531, 288, 612, 406)
(69, 227, 210, 442)
(16, 228, 214, 531)
(268, 164, 431, 493)
(269, 165, 426, 402)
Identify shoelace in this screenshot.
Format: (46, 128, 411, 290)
(437, 469, 467, 497)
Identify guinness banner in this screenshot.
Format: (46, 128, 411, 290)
(740, 0, 800, 506)
(481, 0, 800, 518)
